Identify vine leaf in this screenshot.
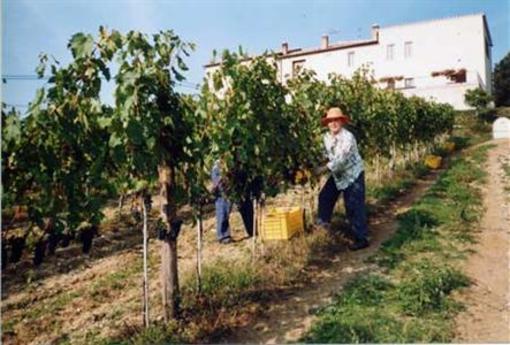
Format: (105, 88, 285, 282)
(69, 33, 95, 59)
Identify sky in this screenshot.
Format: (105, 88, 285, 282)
(1, 0, 509, 111)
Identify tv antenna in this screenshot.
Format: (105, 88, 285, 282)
(327, 29, 341, 37)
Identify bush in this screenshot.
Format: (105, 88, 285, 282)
(464, 87, 492, 115)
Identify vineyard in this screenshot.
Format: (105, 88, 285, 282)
(2, 27, 491, 344)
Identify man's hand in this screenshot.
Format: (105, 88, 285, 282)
(313, 165, 329, 176)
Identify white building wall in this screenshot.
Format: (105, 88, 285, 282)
(400, 82, 477, 109)
(374, 15, 487, 84)
(374, 14, 489, 110)
(205, 14, 492, 110)
(280, 44, 376, 82)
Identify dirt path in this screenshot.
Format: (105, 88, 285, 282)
(455, 139, 510, 342)
(221, 168, 443, 344)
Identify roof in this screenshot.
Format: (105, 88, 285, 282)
(277, 39, 377, 60)
(204, 39, 377, 68)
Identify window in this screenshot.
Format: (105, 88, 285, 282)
(453, 69, 466, 83)
(348, 52, 355, 67)
(431, 69, 467, 83)
(404, 41, 412, 58)
(404, 78, 414, 88)
(292, 60, 305, 77)
(386, 79, 395, 89)
(386, 44, 394, 60)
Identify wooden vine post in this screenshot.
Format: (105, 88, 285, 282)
(251, 200, 258, 259)
(181, 95, 210, 295)
(196, 206, 203, 292)
(141, 192, 150, 327)
(258, 198, 265, 255)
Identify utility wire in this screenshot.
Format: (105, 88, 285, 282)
(4, 103, 29, 108)
(1, 74, 202, 90)
(2, 73, 201, 109)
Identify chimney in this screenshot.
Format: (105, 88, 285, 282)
(281, 42, 289, 55)
(371, 24, 380, 40)
(321, 35, 329, 49)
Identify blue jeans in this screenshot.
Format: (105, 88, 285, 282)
(215, 196, 253, 240)
(318, 172, 368, 241)
(215, 197, 232, 241)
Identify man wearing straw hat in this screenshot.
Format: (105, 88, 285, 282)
(314, 107, 369, 250)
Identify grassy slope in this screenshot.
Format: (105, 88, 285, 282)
(304, 143, 493, 343)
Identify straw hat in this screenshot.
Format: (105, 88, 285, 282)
(321, 107, 350, 126)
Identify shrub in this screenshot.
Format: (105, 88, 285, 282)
(464, 88, 493, 120)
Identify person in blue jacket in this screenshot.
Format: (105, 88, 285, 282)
(211, 159, 254, 244)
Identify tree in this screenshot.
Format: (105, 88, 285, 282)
(2, 27, 197, 323)
(2, 32, 115, 265)
(494, 52, 510, 107)
(465, 87, 493, 116)
(204, 51, 307, 250)
(107, 29, 195, 321)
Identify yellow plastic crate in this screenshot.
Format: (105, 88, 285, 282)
(425, 155, 442, 169)
(261, 207, 304, 241)
(444, 142, 455, 153)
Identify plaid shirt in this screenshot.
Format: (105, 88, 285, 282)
(324, 128, 364, 190)
(211, 160, 225, 196)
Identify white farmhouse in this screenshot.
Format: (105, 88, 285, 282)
(204, 13, 492, 110)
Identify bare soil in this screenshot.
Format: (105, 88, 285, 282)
(454, 139, 510, 342)
(1, 202, 253, 344)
